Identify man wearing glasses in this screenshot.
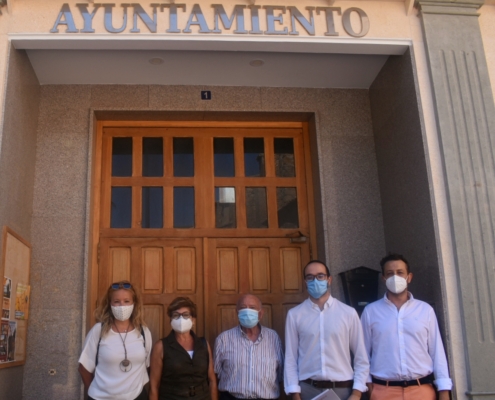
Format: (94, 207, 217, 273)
(285, 260, 369, 400)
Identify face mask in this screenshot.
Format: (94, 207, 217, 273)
(238, 308, 260, 328)
(111, 304, 134, 321)
(386, 275, 408, 294)
(171, 316, 193, 333)
(307, 279, 328, 299)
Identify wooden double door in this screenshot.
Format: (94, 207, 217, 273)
(91, 122, 316, 344)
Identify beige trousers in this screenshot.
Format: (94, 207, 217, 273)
(370, 383, 436, 400)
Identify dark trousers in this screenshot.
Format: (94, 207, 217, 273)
(88, 387, 148, 400)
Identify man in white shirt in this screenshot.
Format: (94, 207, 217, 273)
(285, 260, 369, 400)
(361, 254, 452, 400)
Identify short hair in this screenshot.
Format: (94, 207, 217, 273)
(303, 260, 331, 277)
(379, 253, 410, 275)
(167, 297, 197, 318)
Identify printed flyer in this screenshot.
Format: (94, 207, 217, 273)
(15, 284, 30, 320)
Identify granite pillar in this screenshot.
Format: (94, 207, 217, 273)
(418, 0, 495, 398)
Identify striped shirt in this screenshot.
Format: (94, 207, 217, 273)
(214, 325, 284, 399)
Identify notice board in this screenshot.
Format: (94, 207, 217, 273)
(0, 226, 31, 368)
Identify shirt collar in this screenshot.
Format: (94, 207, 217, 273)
(307, 294, 334, 310)
(383, 291, 414, 305)
(237, 324, 264, 343)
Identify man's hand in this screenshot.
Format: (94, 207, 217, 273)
(366, 383, 373, 398)
(438, 390, 450, 400)
(347, 389, 362, 400)
(291, 393, 302, 400)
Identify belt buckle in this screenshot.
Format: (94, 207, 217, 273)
(189, 386, 196, 397)
(403, 381, 408, 388)
(310, 380, 318, 388)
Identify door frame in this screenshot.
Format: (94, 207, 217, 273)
(87, 120, 318, 332)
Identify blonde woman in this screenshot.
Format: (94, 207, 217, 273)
(78, 281, 152, 400)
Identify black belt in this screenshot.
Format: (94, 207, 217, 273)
(372, 376, 432, 387)
(302, 379, 354, 388)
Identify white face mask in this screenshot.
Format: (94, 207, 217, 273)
(171, 316, 193, 333)
(111, 304, 134, 321)
(386, 275, 408, 294)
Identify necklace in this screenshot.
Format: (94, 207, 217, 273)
(114, 322, 132, 372)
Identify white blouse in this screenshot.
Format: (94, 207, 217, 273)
(79, 323, 152, 400)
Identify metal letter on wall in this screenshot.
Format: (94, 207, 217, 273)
(263, 6, 289, 35)
(417, 0, 495, 398)
(76, 4, 101, 33)
(183, 4, 212, 33)
(316, 7, 341, 36)
(131, 3, 158, 33)
(161, 4, 186, 33)
(50, 3, 79, 33)
(341, 7, 369, 38)
(211, 4, 247, 34)
(104, 3, 129, 33)
(287, 6, 316, 36)
(248, 5, 263, 34)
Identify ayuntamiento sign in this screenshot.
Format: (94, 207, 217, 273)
(50, 3, 370, 37)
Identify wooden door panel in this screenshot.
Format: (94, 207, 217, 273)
(248, 248, 271, 293)
(217, 248, 238, 293)
(99, 237, 204, 344)
(142, 247, 163, 293)
(205, 237, 309, 343)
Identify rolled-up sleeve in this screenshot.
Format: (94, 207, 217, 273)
(360, 308, 373, 383)
(284, 310, 300, 394)
(428, 309, 452, 391)
(349, 311, 370, 392)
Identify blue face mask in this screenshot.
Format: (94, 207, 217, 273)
(307, 279, 328, 299)
(238, 308, 259, 328)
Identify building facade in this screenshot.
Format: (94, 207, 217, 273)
(0, 0, 495, 398)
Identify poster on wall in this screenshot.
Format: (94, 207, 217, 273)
(7, 321, 16, 362)
(2, 298, 10, 312)
(3, 277, 11, 299)
(0, 320, 8, 362)
(15, 284, 30, 320)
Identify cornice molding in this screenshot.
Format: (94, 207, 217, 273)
(416, 0, 484, 16)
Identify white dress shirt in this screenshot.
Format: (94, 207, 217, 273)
(284, 296, 370, 394)
(361, 293, 452, 391)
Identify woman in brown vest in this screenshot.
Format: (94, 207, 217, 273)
(149, 297, 218, 400)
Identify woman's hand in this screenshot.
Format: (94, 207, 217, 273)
(149, 340, 164, 400)
(78, 363, 94, 393)
(207, 341, 219, 400)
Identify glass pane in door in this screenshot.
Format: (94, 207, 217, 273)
(143, 137, 164, 177)
(274, 138, 295, 177)
(174, 187, 195, 228)
(246, 187, 268, 228)
(215, 187, 236, 228)
(142, 187, 163, 228)
(244, 138, 265, 177)
(174, 138, 194, 177)
(214, 138, 235, 177)
(276, 187, 299, 228)
(112, 138, 133, 177)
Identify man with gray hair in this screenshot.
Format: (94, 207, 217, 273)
(214, 294, 284, 400)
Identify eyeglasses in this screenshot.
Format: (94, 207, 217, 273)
(171, 312, 192, 320)
(304, 273, 328, 282)
(111, 282, 132, 290)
